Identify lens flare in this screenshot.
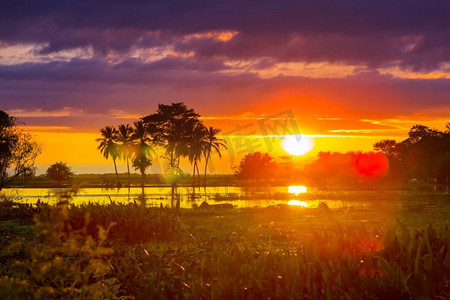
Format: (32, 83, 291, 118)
(354, 152, 389, 178)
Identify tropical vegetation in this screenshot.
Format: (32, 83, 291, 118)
(96, 103, 227, 205)
(1, 191, 449, 299)
(95, 126, 121, 186)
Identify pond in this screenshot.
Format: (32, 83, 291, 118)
(2, 185, 312, 208)
(2, 186, 448, 209)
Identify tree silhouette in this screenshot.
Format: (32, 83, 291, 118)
(373, 139, 397, 157)
(115, 124, 134, 187)
(96, 103, 228, 204)
(0, 110, 41, 190)
(46, 162, 73, 185)
(203, 126, 227, 187)
(142, 103, 200, 206)
(0, 110, 15, 128)
(131, 121, 153, 188)
(408, 124, 441, 143)
(96, 126, 120, 186)
(143, 103, 199, 170)
(373, 123, 450, 183)
(236, 152, 276, 183)
(185, 120, 207, 190)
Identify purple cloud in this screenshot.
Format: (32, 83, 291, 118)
(1, 0, 449, 71)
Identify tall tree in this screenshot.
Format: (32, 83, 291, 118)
(142, 103, 200, 206)
(203, 127, 227, 187)
(143, 103, 199, 172)
(185, 120, 207, 190)
(131, 121, 153, 188)
(0, 110, 41, 190)
(115, 124, 134, 188)
(96, 126, 120, 186)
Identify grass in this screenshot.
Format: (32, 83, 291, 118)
(0, 191, 449, 299)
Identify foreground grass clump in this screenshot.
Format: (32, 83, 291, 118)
(211, 225, 449, 299)
(110, 222, 449, 299)
(68, 202, 182, 244)
(0, 198, 36, 223)
(0, 196, 449, 299)
(0, 204, 123, 299)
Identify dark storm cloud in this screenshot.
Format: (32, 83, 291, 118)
(0, 58, 449, 118)
(0, 56, 230, 83)
(1, 0, 450, 125)
(1, 0, 449, 71)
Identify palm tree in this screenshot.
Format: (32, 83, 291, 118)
(96, 126, 120, 186)
(203, 127, 227, 187)
(115, 124, 134, 187)
(131, 121, 153, 188)
(185, 121, 207, 190)
(141, 103, 201, 207)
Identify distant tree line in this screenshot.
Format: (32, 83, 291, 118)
(235, 152, 307, 185)
(305, 123, 450, 186)
(235, 124, 450, 187)
(306, 151, 389, 186)
(374, 124, 450, 183)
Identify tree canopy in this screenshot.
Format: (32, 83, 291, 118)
(236, 152, 277, 182)
(0, 110, 41, 190)
(46, 162, 74, 184)
(96, 102, 227, 206)
(373, 123, 450, 182)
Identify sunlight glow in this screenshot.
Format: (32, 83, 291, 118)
(288, 200, 308, 207)
(288, 185, 307, 194)
(282, 135, 314, 156)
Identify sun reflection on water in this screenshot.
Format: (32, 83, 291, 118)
(287, 186, 308, 207)
(288, 185, 307, 194)
(288, 200, 308, 207)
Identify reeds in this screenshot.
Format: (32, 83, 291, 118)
(1, 195, 449, 299)
(110, 223, 449, 299)
(68, 201, 182, 244)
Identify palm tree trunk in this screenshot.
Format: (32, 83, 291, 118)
(170, 150, 174, 207)
(204, 150, 211, 187)
(113, 157, 119, 186)
(126, 152, 130, 187)
(192, 161, 196, 190)
(141, 169, 146, 206)
(175, 155, 181, 209)
(195, 162, 201, 192)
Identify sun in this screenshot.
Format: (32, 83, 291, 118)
(281, 134, 314, 156)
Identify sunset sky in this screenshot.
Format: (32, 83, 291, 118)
(1, 0, 449, 174)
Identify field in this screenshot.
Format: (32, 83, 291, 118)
(1, 190, 449, 299)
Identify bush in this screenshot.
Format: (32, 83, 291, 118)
(0, 197, 36, 223)
(0, 204, 123, 299)
(68, 202, 182, 244)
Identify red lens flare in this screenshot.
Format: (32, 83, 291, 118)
(355, 152, 389, 178)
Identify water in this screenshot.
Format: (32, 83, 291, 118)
(1, 186, 309, 208)
(3, 186, 447, 209)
